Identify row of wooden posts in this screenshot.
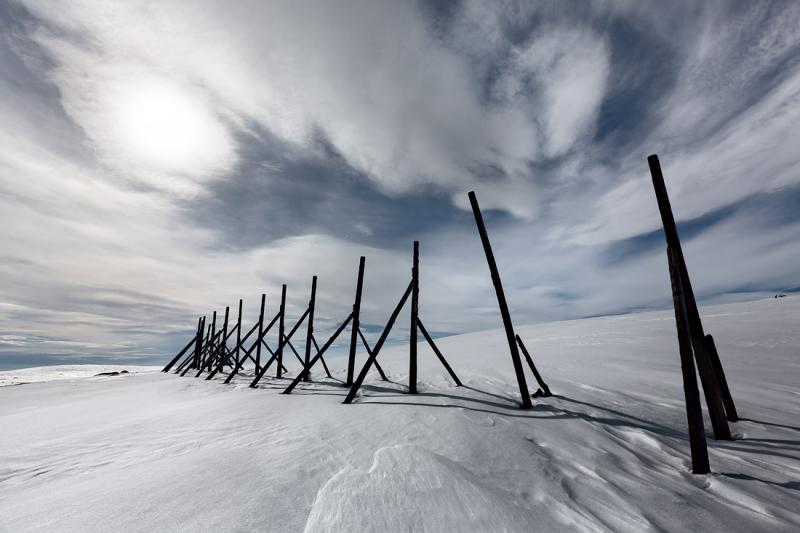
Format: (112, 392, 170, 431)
(163, 155, 739, 475)
(162, 191, 552, 407)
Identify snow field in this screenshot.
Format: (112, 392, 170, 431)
(1, 296, 798, 532)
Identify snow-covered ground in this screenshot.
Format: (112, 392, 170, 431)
(1, 296, 798, 532)
(0, 365, 160, 387)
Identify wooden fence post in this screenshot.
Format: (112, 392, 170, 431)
(515, 335, 551, 397)
(161, 318, 201, 373)
(347, 257, 366, 386)
(303, 277, 317, 382)
(255, 294, 266, 374)
(668, 246, 710, 474)
(235, 299, 243, 370)
(194, 316, 205, 370)
(468, 191, 532, 408)
(705, 334, 738, 421)
(344, 282, 413, 404)
(277, 284, 287, 379)
(409, 241, 419, 394)
(207, 306, 229, 379)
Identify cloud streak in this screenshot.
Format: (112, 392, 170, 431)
(0, 0, 798, 367)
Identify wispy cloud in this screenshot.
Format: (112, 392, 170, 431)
(0, 0, 798, 366)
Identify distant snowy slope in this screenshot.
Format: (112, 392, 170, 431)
(0, 365, 160, 387)
(0, 296, 798, 532)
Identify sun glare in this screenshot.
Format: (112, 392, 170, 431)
(112, 79, 233, 178)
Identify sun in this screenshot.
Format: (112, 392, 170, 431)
(112, 78, 233, 178)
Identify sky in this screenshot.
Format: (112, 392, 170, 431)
(0, 0, 798, 369)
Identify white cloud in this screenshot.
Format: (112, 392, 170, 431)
(568, 63, 800, 246)
(2, 0, 799, 365)
(504, 28, 611, 158)
(17, 0, 616, 217)
(657, 1, 800, 142)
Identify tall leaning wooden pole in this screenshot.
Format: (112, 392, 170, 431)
(648, 154, 735, 439)
(277, 284, 287, 379)
(193, 316, 205, 370)
(303, 276, 317, 382)
(346, 257, 366, 386)
(235, 299, 243, 371)
(255, 294, 266, 374)
(468, 191, 532, 408)
(669, 247, 710, 474)
(409, 241, 420, 394)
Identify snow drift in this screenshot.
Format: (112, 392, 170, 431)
(1, 296, 798, 532)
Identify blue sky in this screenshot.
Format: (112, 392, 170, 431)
(1, 0, 798, 369)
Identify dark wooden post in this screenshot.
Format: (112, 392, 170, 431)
(648, 154, 734, 436)
(224, 307, 281, 384)
(216, 306, 230, 373)
(417, 319, 462, 386)
(303, 276, 317, 382)
(249, 307, 310, 387)
(344, 282, 413, 404)
(201, 323, 211, 368)
(161, 320, 200, 373)
(283, 313, 353, 394)
(468, 191, 532, 408)
(668, 246, 710, 474)
(194, 316, 205, 369)
(194, 311, 217, 377)
(515, 335, 551, 397)
(347, 257, 366, 386)
(222, 307, 230, 364)
(705, 334, 738, 420)
(277, 284, 287, 378)
(235, 299, 243, 370)
(181, 321, 209, 374)
(255, 294, 266, 374)
(210, 310, 217, 368)
(409, 241, 419, 394)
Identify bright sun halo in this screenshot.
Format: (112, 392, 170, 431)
(112, 78, 233, 178)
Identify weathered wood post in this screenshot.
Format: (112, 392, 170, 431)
(201, 322, 211, 368)
(344, 282, 413, 404)
(409, 241, 420, 394)
(222, 307, 230, 366)
(194, 311, 217, 377)
(255, 294, 266, 374)
(180, 320, 209, 375)
(417, 319, 462, 386)
(214, 306, 230, 375)
(160, 321, 200, 373)
(668, 246, 710, 474)
(347, 257, 366, 386)
(194, 316, 205, 369)
(224, 304, 282, 383)
(277, 284, 287, 379)
(303, 277, 317, 382)
(705, 334, 738, 421)
(515, 335, 551, 397)
(468, 191, 532, 408)
(648, 154, 734, 437)
(235, 299, 243, 370)
(249, 306, 310, 387)
(284, 313, 354, 393)
(210, 310, 217, 368)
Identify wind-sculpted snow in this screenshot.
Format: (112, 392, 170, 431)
(304, 444, 564, 532)
(0, 296, 798, 532)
